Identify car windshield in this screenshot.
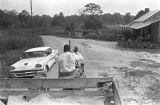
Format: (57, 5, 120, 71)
(23, 51, 46, 58)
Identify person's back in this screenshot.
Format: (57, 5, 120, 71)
(58, 51, 75, 73)
(57, 44, 79, 78)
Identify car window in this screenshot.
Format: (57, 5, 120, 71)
(23, 51, 45, 58)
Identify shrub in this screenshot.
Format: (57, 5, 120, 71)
(0, 35, 28, 53)
(0, 50, 23, 78)
(84, 28, 121, 41)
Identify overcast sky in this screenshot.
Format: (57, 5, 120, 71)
(0, 0, 160, 16)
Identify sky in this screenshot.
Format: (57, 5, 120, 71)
(0, 0, 160, 16)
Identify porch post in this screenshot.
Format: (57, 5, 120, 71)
(140, 28, 143, 37)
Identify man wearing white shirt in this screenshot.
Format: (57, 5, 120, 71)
(57, 44, 80, 78)
(73, 46, 84, 61)
(73, 46, 85, 76)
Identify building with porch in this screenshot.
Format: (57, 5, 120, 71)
(123, 10, 160, 42)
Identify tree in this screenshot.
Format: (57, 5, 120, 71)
(0, 9, 19, 28)
(18, 10, 30, 27)
(19, 10, 30, 16)
(82, 3, 103, 15)
(52, 12, 66, 27)
(84, 15, 103, 31)
(40, 15, 52, 27)
(134, 8, 150, 20)
(124, 12, 133, 23)
(80, 3, 103, 33)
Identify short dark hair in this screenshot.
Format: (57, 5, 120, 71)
(74, 46, 78, 52)
(64, 44, 70, 52)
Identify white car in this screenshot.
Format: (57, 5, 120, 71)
(10, 47, 59, 78)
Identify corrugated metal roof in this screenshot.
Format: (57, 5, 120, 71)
(128, 22, 152, 29)
(124, 18, 160, 29)
(124, 10, 160, 29)
(134, 10, 160, 22)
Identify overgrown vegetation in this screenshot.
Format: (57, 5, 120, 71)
(118, 31, 160, 49)
(0, 29, 43, 78)
(0, 8, 132, 29)
(84, 25, 121, 41)
(0, 3, 135, 44)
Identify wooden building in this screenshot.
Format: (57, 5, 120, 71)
(123, 10, 160, 42)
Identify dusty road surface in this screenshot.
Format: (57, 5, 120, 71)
(42, 36, 160, 105)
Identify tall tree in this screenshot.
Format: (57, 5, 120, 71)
(82, 3, 103, 15)
(80, 3, 103, 33)
(0, 10, 19, 28)
(134, 8, 150, 20)
(124, 12, 133, 23)
(18, 10, 30, 27)
(52, 12, 66, 27)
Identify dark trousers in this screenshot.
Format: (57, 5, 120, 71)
(58, 70, 80, 78)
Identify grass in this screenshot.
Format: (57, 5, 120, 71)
(0, 35, 27, 53)
(0, 29, 43, 78)
(34, 27, 66, 36)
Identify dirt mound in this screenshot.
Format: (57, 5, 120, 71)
(7, 93, 104, 105)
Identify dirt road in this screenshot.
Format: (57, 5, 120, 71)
(43, 36, 135, 78)
(42, 35, 160, 105)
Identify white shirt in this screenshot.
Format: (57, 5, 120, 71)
(74, 52, 83, 61)
(57, 52, 76, 72)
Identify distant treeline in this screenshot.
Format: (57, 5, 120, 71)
(0, 9, 133, 29)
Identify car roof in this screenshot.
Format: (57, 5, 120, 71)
(25, 47, 51, 52)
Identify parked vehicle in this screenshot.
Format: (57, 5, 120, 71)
(9, 47, 59, 78)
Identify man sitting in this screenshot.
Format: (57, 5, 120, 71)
(73, 46, 83, 60)
(73, 46, 84, 67)
(57, 44, 80, 78)
(73, 46, 85, 76)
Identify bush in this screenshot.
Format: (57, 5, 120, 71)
(0, 35, 27, 53)
(84, 28, 120, 41)
(0, 50, 23, 78)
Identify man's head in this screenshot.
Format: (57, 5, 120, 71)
(73, 46, 78, 53)
(64, 44, 70, 52)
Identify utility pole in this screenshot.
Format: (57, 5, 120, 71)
(30, 0, 33, 35)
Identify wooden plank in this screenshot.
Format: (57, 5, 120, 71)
(0, 90, 106, 98)
(112, 79, 124, 105)
(0, 78, 113, 89)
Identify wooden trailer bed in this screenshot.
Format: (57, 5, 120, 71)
(0, 78, 123, 105)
